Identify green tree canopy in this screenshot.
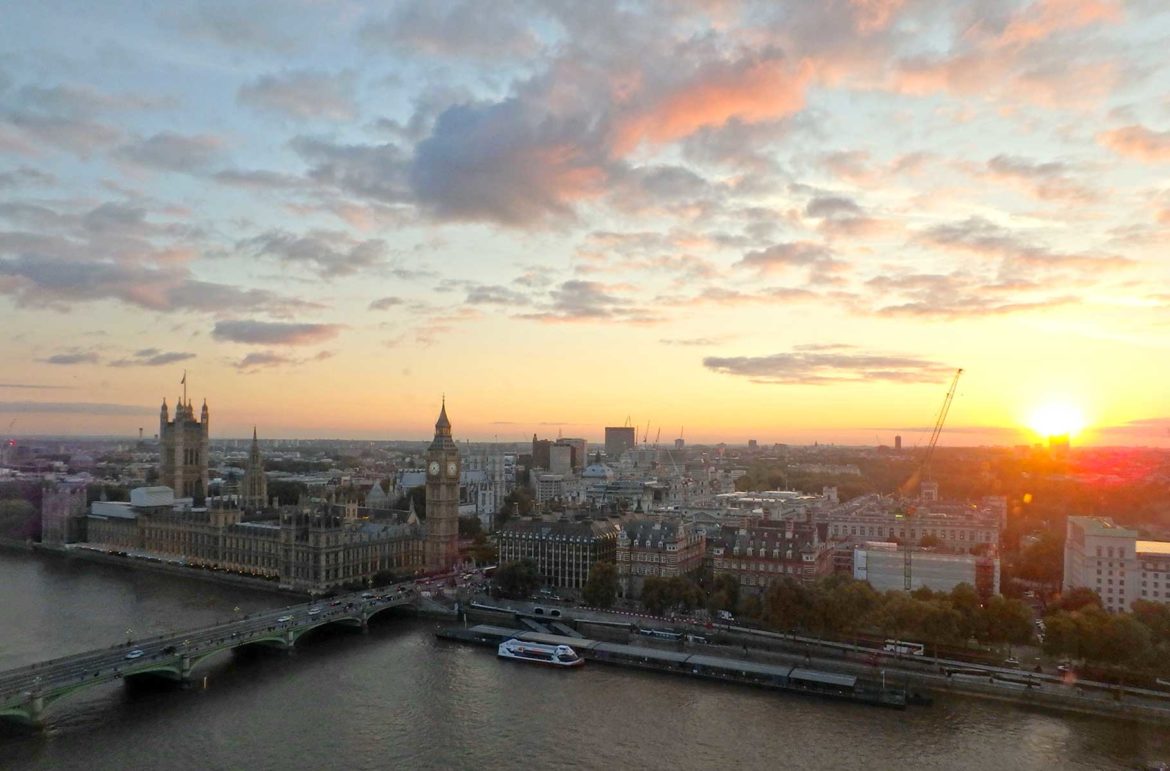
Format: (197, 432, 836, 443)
(494, 559, 540, 598)
(582, 561, 618, 608)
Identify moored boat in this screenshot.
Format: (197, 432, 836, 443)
(497, 638, 584, 667)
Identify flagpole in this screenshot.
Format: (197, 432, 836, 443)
(182, 369, 187, 405)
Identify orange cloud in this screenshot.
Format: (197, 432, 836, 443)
(1098, 125, 1170, 162)
(1000, 0, 1122, 46)
(612, 55, 812, 155)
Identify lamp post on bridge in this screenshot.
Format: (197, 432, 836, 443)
(125, 627, 133, 645)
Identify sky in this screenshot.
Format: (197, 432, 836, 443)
(1, 0, 1169, 447)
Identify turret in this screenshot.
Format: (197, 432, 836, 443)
(201, 398, 209, 434)
(160, 398, 168, 436)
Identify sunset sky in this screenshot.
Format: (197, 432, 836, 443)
(2, 1, 1169, 446)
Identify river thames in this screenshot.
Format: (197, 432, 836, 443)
(1, 551, 1166, 771)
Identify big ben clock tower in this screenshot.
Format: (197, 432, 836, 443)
(424, 398, 460, 572)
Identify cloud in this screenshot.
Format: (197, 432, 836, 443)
(917, 217, 1133, 270)
(518, 280, 658, 324)
(805, 196, 864, 218)
(611, 51, 813, 154)
(368, 296, 405, 311)
(40, 352, 99, 365)
(410, 99, 606, 225)
(659, 336, 727, 347)
(983, 155, 1095, 201)
(238, 69, 358, 121)
(866, 272, 1078, 318)
(240, 230, 387, 278)
(0, 383, 75, 390)
(235, 350, 340, 370)
(213, 168, 307, 190)
(0, 255, 309, 316)
(115, 132, 224, 172)
(0, 401, 153, 415)
(360, 1, 541, 59)
(212, 320, 342, 346)
(464, 284, 531, 305)
(291, 136, 411, 204)
(0, 166, 55, 188)
(736, 241, 831, 275)
(109, 350, 196, 367)
(1098, 125, 1170, 162)
(703, 349, 953, 385)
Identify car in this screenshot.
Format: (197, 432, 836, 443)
(277, 615, 294, 623)
(1003, 657, 1021, 668)
(125, 649, 144, 660)
(329, 600, 342, 607)
(308, 607, 322, 616)
(361, 592, 374, 599)
(1057, 664, 1074, 674)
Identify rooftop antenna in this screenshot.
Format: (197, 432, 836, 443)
(180, 369, 188, 405)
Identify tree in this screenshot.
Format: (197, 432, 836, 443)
(815, 576, 879, 640)
(494, 559, 540, 598)
(980, 595, 1034, 648)
(1049, 586, 1103, 614)
(707, 573, 739, 615)
(762, 577, 814, 631)
(1098, 614, 1152, 668)
(919, 534, 941, 548)
(583, 561, 618, 608)
(949, 583, 982, 643)
(918, 600, 963, 656)
(497, 489, 533, 528)
(458, 516, 483, 539)
(640, 576, 671, 615)
(1016, 532, 1064, 588)
(468, 533, 497, 566)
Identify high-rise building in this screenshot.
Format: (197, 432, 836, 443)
(1064, 516, 1170, 612)
(531, 434, 552, 469)
(604, 426, 636, 459)
(894, 435, 902, 451)
(556, 437, 587, 471)
(549, 444, 573, 476)
(424, 399, 461, 572)
(159, 396, 209, 501)
(241, 427, 268, 509)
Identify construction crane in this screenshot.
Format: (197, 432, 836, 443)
(902, 367, 964, 590)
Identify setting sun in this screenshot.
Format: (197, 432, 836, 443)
(1028, 403, 1087, 439)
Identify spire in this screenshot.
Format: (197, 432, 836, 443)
(252, 426, 258, 443)
(436, 397, 450, 433)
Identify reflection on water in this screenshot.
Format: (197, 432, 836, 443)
(1, 551, 1166, 771)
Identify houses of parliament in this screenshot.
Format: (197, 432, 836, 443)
(43, 395, 462, 593)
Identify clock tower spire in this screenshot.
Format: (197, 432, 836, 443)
(425, 397, 460, 572)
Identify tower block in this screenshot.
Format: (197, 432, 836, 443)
(159, 395, 210, 502)
(424, 399, 461, 572)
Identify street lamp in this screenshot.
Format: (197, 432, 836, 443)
(126, 627, 134, 645)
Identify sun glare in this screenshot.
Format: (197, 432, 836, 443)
(1028, 403, 1086, 439)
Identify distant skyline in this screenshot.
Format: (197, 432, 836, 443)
(2, 2, 1169, 447)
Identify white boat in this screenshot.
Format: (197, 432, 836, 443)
(497, 638, 584, 667)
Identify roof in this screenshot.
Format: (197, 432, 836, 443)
(1136, 540, 1170, 557)
(788, 668, 857, 688)
(686, 654, 793, 678)
(1069, 516, 1138, 538)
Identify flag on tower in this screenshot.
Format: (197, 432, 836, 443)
(180, 371, 186, 386)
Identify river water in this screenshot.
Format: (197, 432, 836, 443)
(1, 551, 1166, 771)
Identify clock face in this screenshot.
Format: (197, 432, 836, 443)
(428, 461, 440, 476)
(447, 461, 457, 476)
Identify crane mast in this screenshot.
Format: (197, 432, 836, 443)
(904, 367, 963, 590)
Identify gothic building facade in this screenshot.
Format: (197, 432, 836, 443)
(424, 399, 461, 572)
(240, 428, 268, 509)
(159, 395, 209, 501)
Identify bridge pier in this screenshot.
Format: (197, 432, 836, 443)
(26, 691, 44, 729)
(179, 655, 193, 688)
(285, 629, 296, 652)
(361, 614, 370, 634)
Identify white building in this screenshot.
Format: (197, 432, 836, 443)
(1063, 516, 1170, 612)
(853, 543, 1000, 595)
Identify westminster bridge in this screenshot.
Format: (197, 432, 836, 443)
(0, 581, 440, 728)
